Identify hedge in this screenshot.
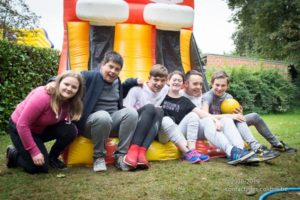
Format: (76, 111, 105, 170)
(0, 40, 59, 135)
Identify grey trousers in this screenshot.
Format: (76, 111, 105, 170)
(235, 113, 281, 151)
(83, 108, 138, 160)
(245, 113, 281, 146)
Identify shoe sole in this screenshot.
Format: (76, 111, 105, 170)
(227, 151, 255, 165)
(272, 148, 297, 153)
(137, 163, 149, 169)
(242, 153, 280, 163)
(49, 163, 68, 170)
(199, 157, 210, 163)
(181, 158, 202, 164)
(93, 168, 107, 172)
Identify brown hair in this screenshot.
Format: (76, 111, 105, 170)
(211, 71, 230, 85)
(185, 70, 203, 82)
(149, 64, 168, 78)
(51, 71, 84, 121)
(101, 51, 124, 68)
(168, 70, 185, 82)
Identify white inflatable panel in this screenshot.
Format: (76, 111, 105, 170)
(144, 3, 194, 31)
(76, 0, 129, 26)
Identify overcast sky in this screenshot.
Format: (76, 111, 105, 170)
(25, 0, 236, 54)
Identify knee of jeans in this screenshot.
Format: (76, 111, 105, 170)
(246, 113, 261, 123)
(200, 117, 215, 128)
(92, 111, 112, 125)
(143, 104, 156, 115)
(124, 107, 138, 120)
(161, 116, 176, 130)
(155, 107, 164, 118)
(188, 112, 200, 122)
(220, 117, 234, 125)
(60, 124, 77, 141)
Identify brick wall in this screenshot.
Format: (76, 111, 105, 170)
(204, 54, 288, 76)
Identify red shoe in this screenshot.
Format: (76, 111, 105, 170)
(124, 144, 139, 168)
(137, 146, 149, 169)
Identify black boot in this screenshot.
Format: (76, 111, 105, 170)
(6, 145, 18, 168)
(49, 156, 67, 170)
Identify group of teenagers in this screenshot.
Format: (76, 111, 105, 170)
(6, 51, 297, 174)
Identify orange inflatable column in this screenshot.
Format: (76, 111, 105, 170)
(67, 22, 90, 72)
(180, 29, 192, 73)
(114, 24, 153, 81)
(58, 0, 82, 74)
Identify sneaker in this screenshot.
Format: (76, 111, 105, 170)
(49, 157, 67, 170)
(227, 147, 255, 165)
(123, 144, 139, 168)
(251, 145, 280, 162)
(191, 149, 210, 162)
(115, 155, 130, 171)
(6, 145, 17, 168)
(93, 157, 107, 172)
(181, 150, 201, 164)
(272, 141, 297, 153)
(137, 147, 149, 169)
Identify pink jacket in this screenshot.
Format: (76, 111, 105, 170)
(11, 86, 69, 158)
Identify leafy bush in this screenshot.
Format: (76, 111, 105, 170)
(205, 67, 296, 114)
(0, 40, 59, 135)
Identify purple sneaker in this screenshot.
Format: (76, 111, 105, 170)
(191, 149, 210, 162)
(181, 150, 201, 164)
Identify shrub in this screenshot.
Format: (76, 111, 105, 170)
(205, 67, 296, 114)
(0, 40, 59, 135)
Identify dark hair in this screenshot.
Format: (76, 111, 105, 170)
(185, 70, 202, 82)
(168, 70, 185, 82)
(149, 64, 168, 78)
(101, 51, 123, 68)
(211, 71, 230, 85)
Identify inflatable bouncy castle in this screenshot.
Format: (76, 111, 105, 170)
(61, 0, 225, 165)
(58, 0, 208, 86)
(14, 28, 54, 48)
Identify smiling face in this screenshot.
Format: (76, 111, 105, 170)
(59, 76, 80, 101)
(211, 78, 228, 97)
(147, 76, 167, 93)
(184, 74, 202, 97)
(100, 61, 122, 83)
(168, 73, 183, 92)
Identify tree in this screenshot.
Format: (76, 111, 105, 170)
(0, 0, 40, 41)
(226, 0, 300, 66)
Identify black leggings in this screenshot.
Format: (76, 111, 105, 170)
(8, 119, 77, 174)
(131, 104, 164, 149)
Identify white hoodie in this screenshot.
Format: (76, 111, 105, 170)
(124, 83, 169, 110)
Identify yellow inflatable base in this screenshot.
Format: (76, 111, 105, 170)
(63, 136, 181, 166)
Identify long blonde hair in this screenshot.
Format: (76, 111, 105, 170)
(50, 71, 84, 121)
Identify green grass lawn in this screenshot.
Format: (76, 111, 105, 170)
(0, 109, 299, 200)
